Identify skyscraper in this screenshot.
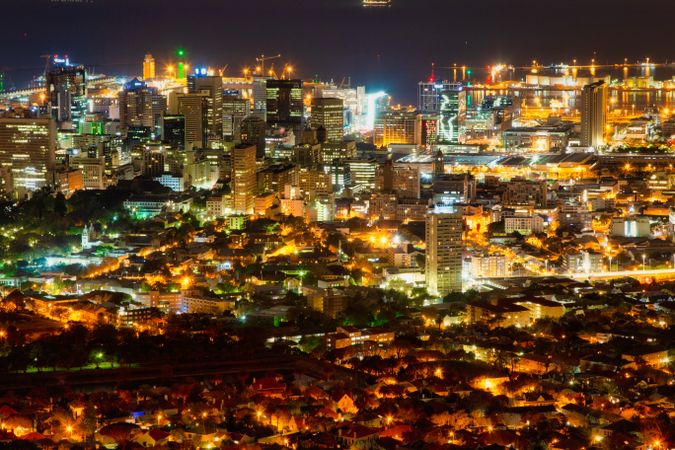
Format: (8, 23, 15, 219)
(0, 116, 57, 196)
(418, 77, 461, 114)
(438, 84, 466, 144)
(251, 76, 269, 118)
(240, 115, 267, 157)
(119, 78, 166, 132)
(232, 144, 257, 214)
(143, 54, 156, 80)
(223, 96, 250, 140)
(170, 93, 208, 150)
(311, 97, 344, 143)
(581, 81, 608, 148)
(188, 72, 224, 141)
(425, 211, 463, 296)
(266, 79, 304, 134)
(46, 60, 87, 130)
(373, 106, 417, 147)
(162, 115, 185, 151)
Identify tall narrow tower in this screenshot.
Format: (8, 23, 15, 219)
(143, 54, 156, 80)
(232, 144, 257, 214)
(425, 211, 463, 296)
(580, 81, 608, 148)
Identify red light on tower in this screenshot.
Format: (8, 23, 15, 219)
(428, 62, 436, 83)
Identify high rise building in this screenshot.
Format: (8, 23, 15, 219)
(373, 106, 417, 147)
(119, 78, 166, 132)
(266, 79, 304, 134)
(315, 85, 365, 133)
(240, 115, 267, 156)
(252, 76, 269, 117)
(438, 84, 466, 144)
(0, 117, 57, 196)
(425, 211, 463, 296)
(188, 72, 224, 141)
(346, 159, 378, 190)
(581, 81, 608, 148)
(311, 97, 344, 142)
(170, 93, 208, 150)
(418, 77, 461, 114)
(223, 96, 250, 140)
(143, 54, 156, 80)
(415, 113, 439, 146)
(232, 144, 257, 214)
(46, 60, 87, 130)
(162, 115, 186, 151)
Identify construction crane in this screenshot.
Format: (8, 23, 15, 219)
(255, 54, 281, 76)
(40, 55, 53, 75)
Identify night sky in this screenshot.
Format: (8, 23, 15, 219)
(2, 0, 673, 102)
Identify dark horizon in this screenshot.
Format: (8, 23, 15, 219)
(2, 0, 674, 102)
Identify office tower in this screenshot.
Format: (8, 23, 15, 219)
(425, 211, 463, 296)
(432, 173, 476, 203)
(119, 78, 166, 131)
(311, 97, 344, 142)
(170, 92, 208, 150)
(316, 85, 365, 133)
(252, 77, 268, 118)
(266, 79, 304, 134)
(162, 115, 185, 151)
(69, 153, 106, 189)
(0, 72, 4, 92)
(143, 146, 165, 177)
(415, 113, 439, 146)
(418, 77, 461, 114)
(438, 84, 466, 144)
(376, 158, 394, 192)
(373, 106, 417, 147)
(0, 117, 57, 196)
(503, 178, 548, 207)
(188, 73, 224, 141)
(581, 81, 608, 147)
(223, 96, 250, 140)
(345, 159, 378, 190)
(319, 140, 357, 165)
(232, 144, 257, 214)
(240, 115, 267, 156)
(143, 54, 156, 80)
(46, 60, 87, 130)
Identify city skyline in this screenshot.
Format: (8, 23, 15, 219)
(0, 2, 674, 448)
(2, 0, 674, 102)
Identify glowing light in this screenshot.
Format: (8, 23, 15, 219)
(181, 276, 193, 290)
(363, 91, 387, 131)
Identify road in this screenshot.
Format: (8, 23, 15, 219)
(0, 356, 300, 391)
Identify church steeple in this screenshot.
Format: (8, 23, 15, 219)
(81, 224, 90, 250)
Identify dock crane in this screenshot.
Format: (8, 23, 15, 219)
(255, 54, 281, 76)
